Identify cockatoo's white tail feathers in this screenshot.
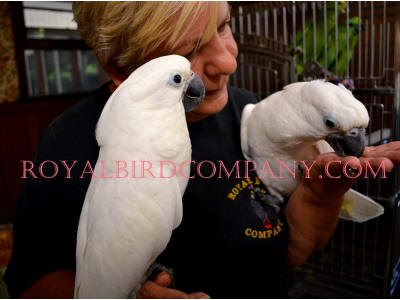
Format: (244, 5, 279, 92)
(241, 103, 256, 161)
(339, 188, 384, 223)
(74, 190, 90, 298)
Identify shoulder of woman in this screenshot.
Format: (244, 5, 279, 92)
(228, 85, 260, 105)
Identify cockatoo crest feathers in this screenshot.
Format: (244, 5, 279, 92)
(282, 81, 309, 92)
(337, 82, 353, 96)
(101, 55, 191, 114)
(283, 80, 369, 133)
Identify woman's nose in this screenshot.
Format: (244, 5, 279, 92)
(203, 32, 238, 77)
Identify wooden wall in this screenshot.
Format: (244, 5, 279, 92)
(0, 96, 84, 224)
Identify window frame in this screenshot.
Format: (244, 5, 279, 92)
(10, 2, 106, 101)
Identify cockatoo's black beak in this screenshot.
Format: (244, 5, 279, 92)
(326, 127, 366, 157)
(183, 72, 205, 112)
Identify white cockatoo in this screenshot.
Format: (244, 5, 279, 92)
(241, 80, 384, 223)
(74, 55, 205, 298)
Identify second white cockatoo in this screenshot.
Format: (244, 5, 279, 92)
(241, 80, 384, 223)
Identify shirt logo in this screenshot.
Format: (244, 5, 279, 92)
(227, 177, 265, 200)
(226, 177, 284, 239)
(244, 219, 284, 239)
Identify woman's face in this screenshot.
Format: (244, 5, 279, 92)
(174, 2, 238, 122)
(109, 2, 238, 122)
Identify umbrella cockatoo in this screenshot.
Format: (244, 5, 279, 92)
(74, 55, 205, 298)
(241, 80, 384, 222)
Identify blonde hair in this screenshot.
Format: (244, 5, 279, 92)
(73, 2, 218, 75)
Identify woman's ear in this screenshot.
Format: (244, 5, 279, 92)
(106, 64, 127, 89)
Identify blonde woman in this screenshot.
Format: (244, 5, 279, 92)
(5, 2, 400, 298)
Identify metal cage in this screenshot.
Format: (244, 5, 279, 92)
(229, 1, 400, 297)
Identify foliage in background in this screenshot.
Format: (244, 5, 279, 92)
(0, 2, 19, 103)
(293, 2, 360, 80)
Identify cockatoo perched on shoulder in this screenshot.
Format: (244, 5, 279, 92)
(74, 55, 205, 298)
(241, 80, 384, 223)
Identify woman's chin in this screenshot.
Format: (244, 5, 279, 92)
(186, 86, 228, 122)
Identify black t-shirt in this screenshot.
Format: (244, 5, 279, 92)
(4, 84, 289, 298)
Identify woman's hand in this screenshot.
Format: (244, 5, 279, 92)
(137, 272, 209, 299)
(284, 141, 400, 268)
(305, 142, 400, 201)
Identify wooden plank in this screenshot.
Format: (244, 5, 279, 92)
(2, 114, 32, 221)
(0, 97, 83, 224)
(0, 118, 10, 224)
(24, 112, 41, 158)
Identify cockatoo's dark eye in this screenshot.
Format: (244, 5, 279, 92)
(325, 119, 335, 128)
(168, 72, 184, 88)
(323, 116, 338, 129)
(174, 75, 182, 84)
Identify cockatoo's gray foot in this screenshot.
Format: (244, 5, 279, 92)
(129, 263, 175, 298)
(146, 262, 175, 287)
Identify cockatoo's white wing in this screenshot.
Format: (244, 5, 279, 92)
(340, 189, 384, 222)
(75, 175, 182, 298)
